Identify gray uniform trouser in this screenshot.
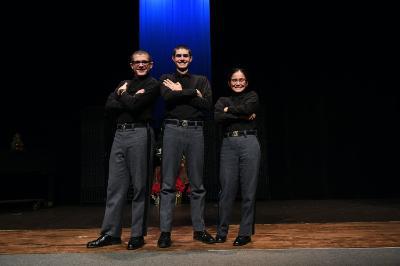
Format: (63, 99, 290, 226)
(217, 135, 260, 237)
(101, 127, 154, 237)
(159, 124, 206, 232)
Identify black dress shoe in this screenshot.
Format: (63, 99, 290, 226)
(86, 234, 121, 248)
(215, 235, 227, 243)
(193, 230, 216, 244)
(127, 236, 144, 250)
(233, 235, 251, 246)
(157, 232, 171, 248)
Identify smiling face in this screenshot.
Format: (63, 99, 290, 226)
(229, 70, 248, 93)
(172, 48, 192, 73)
(130, 52, 153, 77)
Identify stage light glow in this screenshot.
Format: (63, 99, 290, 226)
(139, 0, 211, 80)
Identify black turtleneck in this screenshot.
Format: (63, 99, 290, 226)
(160, 72, 212, 120)
(214, 89, 259, 132)
(105, 75, 160, 124)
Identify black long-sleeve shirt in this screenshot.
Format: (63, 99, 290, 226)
(214, 90, 259, 132)
(105, 75, 160, 124)
(160, 72, 212, 120)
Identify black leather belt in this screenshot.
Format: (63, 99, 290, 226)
(117, 123, 147, 130)
(164, 119, 204, 127)
(224, 130, 257, 137)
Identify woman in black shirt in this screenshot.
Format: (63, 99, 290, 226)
(214, 68, 261, 246)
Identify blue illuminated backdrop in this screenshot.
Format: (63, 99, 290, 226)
(139, 0, 211, 80)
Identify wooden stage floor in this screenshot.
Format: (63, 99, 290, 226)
(1, 199, 400, 255)
(1, 222, 400, 255)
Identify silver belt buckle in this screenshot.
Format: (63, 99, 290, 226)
(232, 131, 239, 137)
(181, 120, 188, 127)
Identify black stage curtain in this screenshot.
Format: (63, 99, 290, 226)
(210, 1, 398, 199)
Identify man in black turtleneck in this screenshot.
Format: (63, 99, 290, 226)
(157, 45, 215, 248)
(87, 50, 159, 250)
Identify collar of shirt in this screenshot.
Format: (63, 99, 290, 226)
(173, 72, 191, 79)
(132, 75, 149, 82)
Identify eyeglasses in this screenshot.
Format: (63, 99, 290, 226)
(175, 54, 190, 58)
(131, 60, 151, 65)
(231, 78, 246, 83)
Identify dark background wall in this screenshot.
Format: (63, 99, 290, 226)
(1, 1, 398, 204)
(211, 2, 398, 199)
(1, 1, 139, 203)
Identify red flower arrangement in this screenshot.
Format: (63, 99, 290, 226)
(151, 159, 190, 205)
(175, 175, 186, 192)
(151, 181, 161, 195)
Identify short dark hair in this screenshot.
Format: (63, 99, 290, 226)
(131, 50, 152, 62)
(172, 45, 192, 57)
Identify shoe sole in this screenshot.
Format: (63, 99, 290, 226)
(127, 243, 144, 250)
(157, 240, 172, 248)
(86, 241, 121, 248)
(233, 241, 251, 246)
(157, 243, 171, 248)
(215, 236, 227, 243)
(193, 237, 216, 244)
